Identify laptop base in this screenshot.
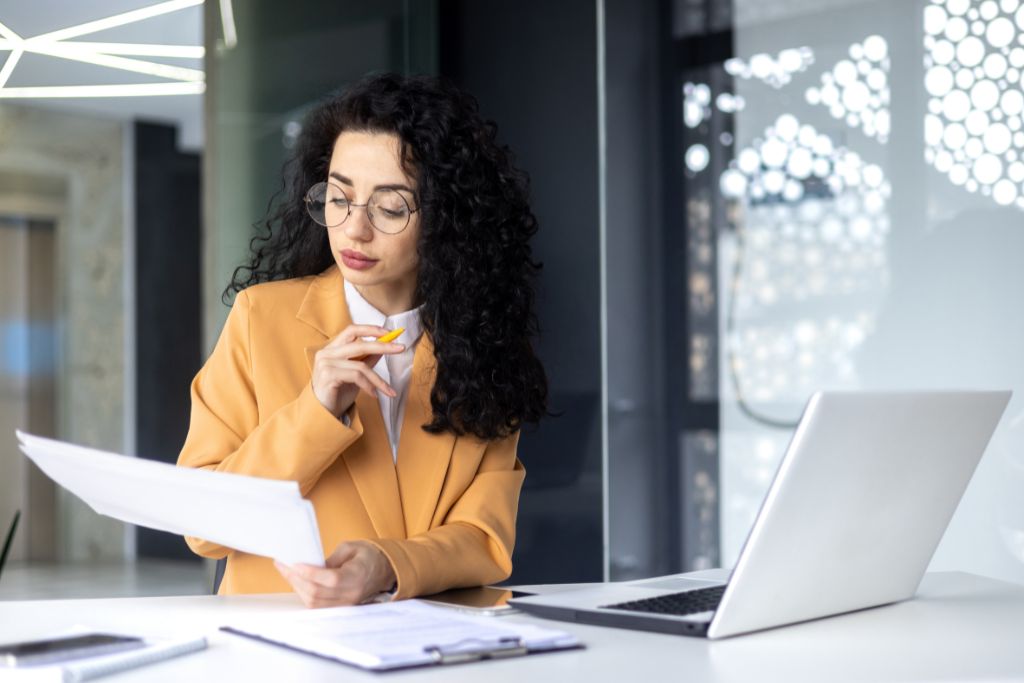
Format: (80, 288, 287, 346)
(513, 601, 711, 637)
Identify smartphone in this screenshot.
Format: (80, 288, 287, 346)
(420, 586, 536, 616)
(0, 633, 144, 667)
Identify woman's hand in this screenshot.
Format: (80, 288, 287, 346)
(311, 324, 404, 419)
(274, 541, 398, 608)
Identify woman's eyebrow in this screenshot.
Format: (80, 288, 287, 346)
(329, 171, 414, 193)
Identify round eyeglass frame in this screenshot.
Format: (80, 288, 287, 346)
(304, 181, 419, 235)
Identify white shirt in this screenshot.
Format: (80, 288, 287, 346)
(343, 280, 423, 463)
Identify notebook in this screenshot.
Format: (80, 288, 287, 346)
(221, 599, 581, 671)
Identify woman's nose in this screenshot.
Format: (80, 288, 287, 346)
(343, 205, 374, 240)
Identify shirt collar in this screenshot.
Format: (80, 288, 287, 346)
(343, 279, 423, 346)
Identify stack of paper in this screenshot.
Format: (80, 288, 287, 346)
(16, 431, 324, 566)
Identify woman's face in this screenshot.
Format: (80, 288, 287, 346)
(325, 130, 421, 311)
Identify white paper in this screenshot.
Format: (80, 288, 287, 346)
(222, 600, 580, 670)
(16, 431, 325, 566)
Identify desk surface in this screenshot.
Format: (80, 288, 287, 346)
(1, 571, 1022, 682)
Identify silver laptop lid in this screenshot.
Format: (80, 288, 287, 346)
(708, 390, 1011, 639)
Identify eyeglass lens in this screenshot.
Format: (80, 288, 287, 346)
(305, 182, 412, 233)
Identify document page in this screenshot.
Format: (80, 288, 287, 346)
(222, 600, 580, 670)
(16, 431, 324, 566)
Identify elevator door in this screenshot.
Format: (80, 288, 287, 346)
(0, 215, 57, 562)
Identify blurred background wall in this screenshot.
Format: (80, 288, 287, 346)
(0, 106, 127, 563)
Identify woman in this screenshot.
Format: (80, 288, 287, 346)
(177, 73, 547, 607)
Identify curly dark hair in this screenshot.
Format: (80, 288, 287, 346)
(225, 72, 548, 441)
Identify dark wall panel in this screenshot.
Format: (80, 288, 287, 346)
(440, 0, 604, 583)
(135, 121, 202, 560)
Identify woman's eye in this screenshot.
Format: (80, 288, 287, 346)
(380, 207, 408, 218)
(329, 198, 350, 207)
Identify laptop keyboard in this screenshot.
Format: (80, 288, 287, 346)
(602, 584, 727, 616)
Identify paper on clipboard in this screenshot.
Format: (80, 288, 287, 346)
(15, 430, 325, 566)
(221, 600, 581, 671)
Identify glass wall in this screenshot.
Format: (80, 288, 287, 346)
(689, 0, 1024, 583)
(202, 0, 437, 345)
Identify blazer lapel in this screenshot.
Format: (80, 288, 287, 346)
(344, 392, 407, 540)
(396, 334, 456, 537)
(296, 265, 348, 339)
(297, 265, 406, 540)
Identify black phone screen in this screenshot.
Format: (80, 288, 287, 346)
(0, 633, 144, 667)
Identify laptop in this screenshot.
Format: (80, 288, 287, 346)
(511, 391, 1011, 639)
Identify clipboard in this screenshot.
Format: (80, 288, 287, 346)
(220, 600, 582, 671)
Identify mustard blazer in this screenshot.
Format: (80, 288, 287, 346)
(177, 265, 525, 597)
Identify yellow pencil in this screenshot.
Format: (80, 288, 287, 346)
(375, 328, 405, 344)
(353, 327, 405, 361)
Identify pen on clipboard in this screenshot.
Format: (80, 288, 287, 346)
(352, 327, 405, 362)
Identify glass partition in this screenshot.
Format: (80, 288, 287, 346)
(706, 0, 1024, 583)
(202, 0, 438, 346)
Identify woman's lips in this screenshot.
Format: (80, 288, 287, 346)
(340, 249, 379, 271)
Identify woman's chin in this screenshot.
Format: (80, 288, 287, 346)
(336, 261, 380, 283)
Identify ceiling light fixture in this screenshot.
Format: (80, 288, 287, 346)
(0, 0, 205, 99)
(0, 40, 205, 59)
(27, 42, 204, 82)
(28, 0, 203, 43)
(0, 83, 205, 98)
(219, 0, 237, 49)
(0, 48, 21, 88)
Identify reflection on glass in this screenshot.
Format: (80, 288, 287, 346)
(724, 48, 815, 89)
(718, 113, 889, 406)
(681, 430, 719, 570)
(805, 36, 891, 142)
(714, 0, 1024, 583)
(924, 0, 1024, 206)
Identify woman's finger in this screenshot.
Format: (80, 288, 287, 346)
(352, 374, 380, 399)
(350, 363, 397, 397)
(326, 325, 391, 347)
(318, 360, 397, 397)
(317, 341, 404, 361)
(327, 542, 361, 567)
(274, 562, 322, 604)
(276, 561, 362, 607)
(288, 563, 345, 589)
(280, 563, 345, 601)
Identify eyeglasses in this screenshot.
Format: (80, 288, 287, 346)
(304, 181, 418, 234)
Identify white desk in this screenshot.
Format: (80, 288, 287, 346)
(1, 571, 1022, 682)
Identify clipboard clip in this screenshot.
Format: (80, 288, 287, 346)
(423, 636, 527, 664)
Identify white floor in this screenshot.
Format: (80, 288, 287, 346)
(0, 559, 212, 601)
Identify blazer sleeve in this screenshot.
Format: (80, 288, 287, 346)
(177, 289, 364, 558)
(367, 432, 525, 598)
